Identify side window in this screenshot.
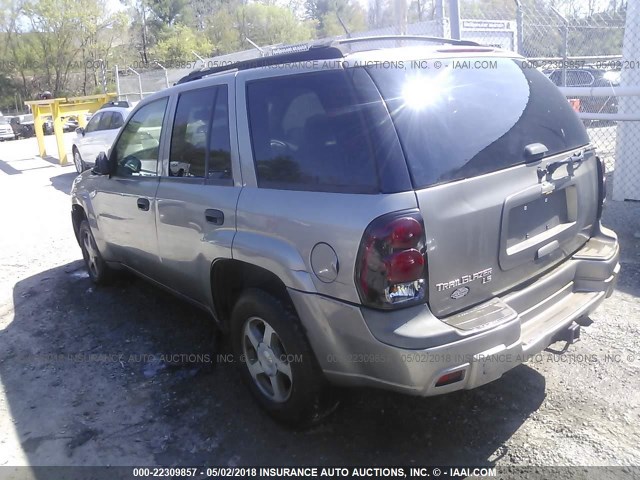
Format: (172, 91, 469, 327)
(98, 112, 113, 131)
(113, 97, 168, 177)
(111, 112, 124, 129)
(84, 113, 102, 134)
(246, 71, 380, 193)
(578, 71, 595, 86)
(168, 85, 232, 181)
(566, 70, 593, 87)
(169, 88, 213, 177)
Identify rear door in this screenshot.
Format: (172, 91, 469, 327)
(154, 75, 241, 305)
(368, 57, 596, 317)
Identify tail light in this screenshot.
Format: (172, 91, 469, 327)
(596, 155, 606, 219)
(356, 211, 427, 309)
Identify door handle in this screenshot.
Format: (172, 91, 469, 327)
(205, 209, 224, 225)
(137, 198, 150, 211)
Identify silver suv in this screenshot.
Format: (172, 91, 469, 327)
(70, 37, 620, 425)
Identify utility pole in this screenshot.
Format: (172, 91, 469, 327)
(449, 0, 461, 40)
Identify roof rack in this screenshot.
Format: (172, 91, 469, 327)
(99, 100, 131, 109)
(337, 35, 481, 47)
(176, 35, 481, 84)
(177, 43, 342, 84)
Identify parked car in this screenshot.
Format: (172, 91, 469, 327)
(71, 38, 619, 425)
(9, 115, 33, 138)
(0, 116, 16, 141)
(42, 116, 54, 135)
(12, 115, 30, 137)
(63, 116, 79, 132)
(72, 105, 132, 173)
(544, 67, 619, 121)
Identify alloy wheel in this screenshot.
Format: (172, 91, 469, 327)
(242, 316, 293, 403)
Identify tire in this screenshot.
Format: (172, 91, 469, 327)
(78, 219, 113, 285)
(230, 289, 338, 426)
(73, 148, 85, 173)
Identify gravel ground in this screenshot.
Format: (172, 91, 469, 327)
(0, 136, 638, 472)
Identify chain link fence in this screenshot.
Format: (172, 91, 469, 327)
(515, 0, 629, 200)
(114, 0, 640, 201)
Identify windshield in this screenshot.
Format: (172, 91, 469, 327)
(0, 117, 9, 125)
(367, 57, 590, 188)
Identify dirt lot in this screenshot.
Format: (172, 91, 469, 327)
(0, 135, 639, 471)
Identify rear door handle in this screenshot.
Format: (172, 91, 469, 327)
(205, 209, 224, 225)
(137, 198, 150, 211)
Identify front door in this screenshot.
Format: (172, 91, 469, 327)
(91, 97, 170, 277)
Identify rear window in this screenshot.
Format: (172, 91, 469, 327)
(246, 70, 407, 194)
(368, 57, 590, 188)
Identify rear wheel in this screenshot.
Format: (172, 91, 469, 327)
(78, 219, 113, 284)
(230, 289, 338, 426)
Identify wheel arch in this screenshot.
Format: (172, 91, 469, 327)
(71, 204, 87, 244)
(210, 259, 295, 331)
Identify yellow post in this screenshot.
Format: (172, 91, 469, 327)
(77, 113, 88, 129)
(51, 101, 68, 165)
(25, 93, 118, 165)
(32, 105, 46, 158)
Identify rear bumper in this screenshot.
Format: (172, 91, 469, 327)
(289, 224, 619, 396)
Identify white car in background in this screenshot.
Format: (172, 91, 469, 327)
(72, 102, 132, 173)
(0, 116, 15, 141)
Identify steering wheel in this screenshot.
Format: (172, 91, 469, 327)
(122, 155, 141, 174)
(138, 131, 155, 141)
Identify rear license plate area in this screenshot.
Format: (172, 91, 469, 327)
(506, 190, 568, 249)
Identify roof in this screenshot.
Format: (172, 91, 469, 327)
(94, 105, 132, 114)
(99, 100, 131, 109)
(176, 36, 489, 85)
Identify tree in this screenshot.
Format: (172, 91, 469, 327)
(305, 0, 366, 37)
(0, 0, 41, 104)
(22, 0, 87, 96)
(147, 0, 188, 26)
(238, 3, 315, 46)
(76, 2, 129, 95)
(408, 0, 435, 23)
(205, 2, 314, 55)
(122, 0, 154, 64)
(368, 0, 393, 28)
(154, 23, 213, 62)
(206, 7, 243, 54)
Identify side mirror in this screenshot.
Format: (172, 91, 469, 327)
(93, 152, 111, 175)
(76, 127, 85, 136)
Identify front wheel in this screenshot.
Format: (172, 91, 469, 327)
(78, 219, 113, 284)
(73, 148, 85, 173)
(231, 289, 338, 426)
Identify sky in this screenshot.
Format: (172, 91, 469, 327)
(106, 0, 125, 14)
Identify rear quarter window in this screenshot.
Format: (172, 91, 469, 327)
(368, 58, 590, 188)
(245, 69, 408, 194)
